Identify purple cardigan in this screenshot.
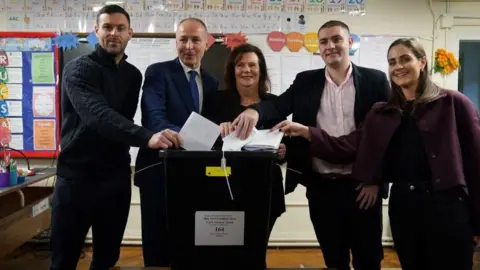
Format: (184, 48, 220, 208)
(308, 89, 480, 234)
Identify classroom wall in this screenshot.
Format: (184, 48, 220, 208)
(2, 0, 480, 246)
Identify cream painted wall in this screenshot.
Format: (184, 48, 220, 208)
(2, 0, 480, 246)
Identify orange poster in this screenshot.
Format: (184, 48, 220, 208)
(286, 32, 304, 52)
(33, 119, 56, 150)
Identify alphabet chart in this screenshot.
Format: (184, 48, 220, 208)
(0, 32, 60, 158)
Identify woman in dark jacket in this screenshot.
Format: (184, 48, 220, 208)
(274, 38, 480, 270)
(202, 43, 287, 266)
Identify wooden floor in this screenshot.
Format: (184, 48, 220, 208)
(0, 244, 403, 269)
(2, 244, 480, 269)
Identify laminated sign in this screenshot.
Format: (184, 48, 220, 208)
(195, 211, 245, 246)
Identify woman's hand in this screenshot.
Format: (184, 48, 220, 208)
(220, 122, 233, 137)
(272, 120, 311, 140)
(276, 143, 286, 160)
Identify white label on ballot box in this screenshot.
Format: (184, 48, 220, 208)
(195, 211, 245, 246)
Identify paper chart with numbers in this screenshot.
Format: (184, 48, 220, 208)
(187, 0, 204, 10)
(346, 0, 365, 13)
(305, 0, 325, 13)
(205, 0, 224, 11)
(266, 0, 282, 12)
(225, 0, 244, 11)
(246, 0, 264, 12)
(326, 0, 345, 13)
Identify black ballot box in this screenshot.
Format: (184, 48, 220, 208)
(159, 149, 277, 270)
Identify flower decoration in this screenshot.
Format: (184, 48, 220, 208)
(433, 48, 460, 75)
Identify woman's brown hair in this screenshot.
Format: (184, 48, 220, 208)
(224, 43, 271, 97)
(386, 38, 441, 109)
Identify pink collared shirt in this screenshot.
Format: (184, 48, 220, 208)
(312, 64, 356, 174)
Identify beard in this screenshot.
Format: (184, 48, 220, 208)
(103, 40, 125, 57)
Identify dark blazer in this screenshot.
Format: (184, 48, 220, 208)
(308, 89, 480, 234)
(202, 89, 287, 217)
(251, 63, 390, 194)
(134, 58, 219, 187)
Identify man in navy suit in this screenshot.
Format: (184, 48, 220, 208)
(134, 17, 219, 267)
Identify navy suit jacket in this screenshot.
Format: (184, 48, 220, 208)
(134, 57, 219, 187)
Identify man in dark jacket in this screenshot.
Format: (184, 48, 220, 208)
(49, 5, 180, 270)
(231, 21, 390, 270)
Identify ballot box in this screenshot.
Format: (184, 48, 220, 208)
(160, 150, 276, 269)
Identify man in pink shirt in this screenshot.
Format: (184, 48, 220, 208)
(231, 21, 390, 270)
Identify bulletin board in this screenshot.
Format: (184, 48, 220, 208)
(0, 32, 60, 158)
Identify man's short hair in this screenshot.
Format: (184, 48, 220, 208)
(318, 20, 350, 35)
(96, 4, 130, 26)
(177, 17, 208, 34)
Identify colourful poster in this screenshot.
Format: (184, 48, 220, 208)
(33, 119, 56, 150)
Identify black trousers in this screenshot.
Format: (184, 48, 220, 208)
(389, 182, 474, 270)
(49, 174, 132, 270)
(139, 177, 169, 267)
(307, 174, 383, 270)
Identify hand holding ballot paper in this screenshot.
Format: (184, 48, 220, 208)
(270, 120, 311, 140)
(179, 112, 220, 151)
(178, 112, 285, 152)
(222, 128, 284, 151)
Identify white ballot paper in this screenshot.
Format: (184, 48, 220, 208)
(244, 129, 284, 151)
(179, 112, 220, 151)
(222, 128, 256, 151)
(222, 128, 284, 151)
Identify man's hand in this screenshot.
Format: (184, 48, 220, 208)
(232, 109, 259, 139)
(276, 143, 286, 160)
(356, 183, 379, 210)
(148, 129, 182, 149)
(220, 122, 233, 137)
(272, 120, 311, 140)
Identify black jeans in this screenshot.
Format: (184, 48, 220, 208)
(307, 175, 383, 270)
(389, 182, 474, 270)
(139, 177, 169, 267)
(49, 175, 131, 270)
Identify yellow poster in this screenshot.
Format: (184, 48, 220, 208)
(303, 32, 319, 53)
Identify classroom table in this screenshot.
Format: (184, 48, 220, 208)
(0, 168, 56, 259)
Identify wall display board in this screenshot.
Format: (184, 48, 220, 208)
(0, 32, 60, 158)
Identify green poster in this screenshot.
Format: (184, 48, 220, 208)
(31, 52, 54, 84)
